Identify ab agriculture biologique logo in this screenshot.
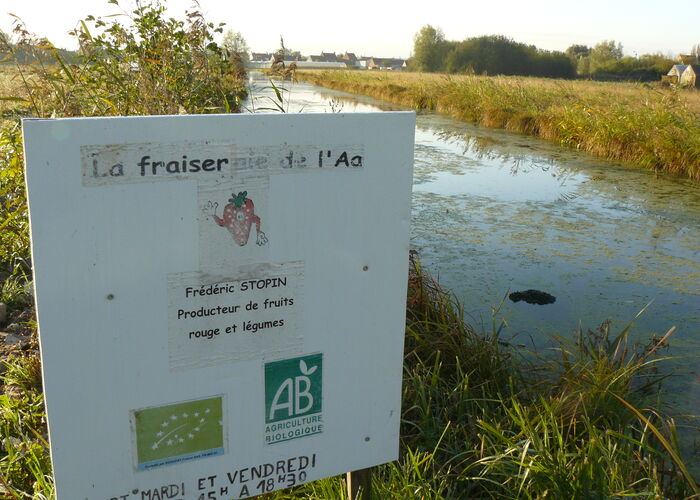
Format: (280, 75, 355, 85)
(264, 353, 323, 444)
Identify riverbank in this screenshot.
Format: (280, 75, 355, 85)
(297, 70, 700, 180)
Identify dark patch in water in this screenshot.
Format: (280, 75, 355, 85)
(509, 289, 556, 305)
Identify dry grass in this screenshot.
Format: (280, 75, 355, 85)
(298, 70, 700, 180)
(303, 70, 700, 112)
(0, 65, 31, 119)
(0, 66, 29, 95)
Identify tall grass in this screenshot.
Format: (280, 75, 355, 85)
(298, 70, 700, 180)
(0, 256, 696, 498)
(397, 256, 697, 498)
(0, 122, 29, 281)
(1, 349, 52, 498)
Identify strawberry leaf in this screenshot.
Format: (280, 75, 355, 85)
(230, 191, 248, 208)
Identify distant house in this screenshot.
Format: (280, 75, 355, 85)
(342, 52, 358, 64)
(307, 52, 339, 63)
(366, 57, 407, 70)
(679, 54, 699, 65)
(680, 64, 700, 87)
(664, 64, 688, 85)
(357, 57, 372, 69)
(386, 58, 407, 71)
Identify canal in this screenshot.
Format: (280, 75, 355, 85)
(245, 73, 700, 455)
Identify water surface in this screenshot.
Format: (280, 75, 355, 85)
(245, 73, 700, 444)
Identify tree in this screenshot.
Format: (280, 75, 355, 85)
(577, 56, 591, 76)
(592, 40, 623, 60)
(411, 25, 448, 72)
(565, 44, 590, 62)
(589, 40, 623, 73)
(0, 29, 11, 47)
(221, 29, 249, 62)
(0, 29, 13, 58)
(69, 1, 246, 115)
(442, 35, 573, 78)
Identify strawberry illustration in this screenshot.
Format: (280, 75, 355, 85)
(211, 191, 268, 246)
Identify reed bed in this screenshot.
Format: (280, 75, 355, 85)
(298, 70, 700, 180)
(0, 66, 30, 120)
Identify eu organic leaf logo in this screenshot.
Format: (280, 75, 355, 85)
(133, 396, 224, 469)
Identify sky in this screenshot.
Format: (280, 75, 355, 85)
(1, 0, 697, 60)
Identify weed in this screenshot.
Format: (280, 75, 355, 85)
(1, 354, 50, 498)
(396, 255, 698, 498)
(0, 122, 29, 279)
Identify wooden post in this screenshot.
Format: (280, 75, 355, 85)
(346, 468, 372, 500)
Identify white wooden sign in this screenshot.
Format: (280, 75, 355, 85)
(23, 112, 415, 500)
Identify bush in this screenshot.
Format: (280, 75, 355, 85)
(4, 0, 247, 118)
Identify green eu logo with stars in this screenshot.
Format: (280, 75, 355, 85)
(132, 395, 224, 471)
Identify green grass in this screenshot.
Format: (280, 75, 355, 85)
(0, 258, 696, 498)
(395, 258, 698, 498)
(297, 70, 700, 181)
(0, 122, 29, 280)
(0, 351, 51, 499)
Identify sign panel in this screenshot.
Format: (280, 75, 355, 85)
(23, 112, 415, 499)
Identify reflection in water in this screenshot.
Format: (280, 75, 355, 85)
(245, 74, 700, 458)
(437, 130, 575, 181)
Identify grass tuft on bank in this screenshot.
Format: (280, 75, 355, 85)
(298, 70, 700, 181)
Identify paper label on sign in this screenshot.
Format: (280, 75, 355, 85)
(81, 141, 235, 186)
(81, 142, 364, 186)
(198, 175, 270, 270)
(167, 262, 304, 371)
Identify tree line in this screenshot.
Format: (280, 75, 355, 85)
(1, 29, 81, 65)
(411, 25, 675, 81)
(1, 26, 252, 66)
